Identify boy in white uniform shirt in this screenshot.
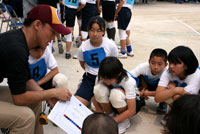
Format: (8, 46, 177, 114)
(131, 48, 168, 114)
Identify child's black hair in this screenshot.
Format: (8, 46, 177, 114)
(163, 95, 200, 134)
(87, 16, 106, 32)
(98, 57, 127, 84)
(82, 113, 118, 134)
(150, 48, 168, 62)
(168, 46, 198, 75)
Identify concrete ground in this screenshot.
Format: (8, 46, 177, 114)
(1, 1, 200, 134)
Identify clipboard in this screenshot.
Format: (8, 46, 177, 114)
(48, 95, 93, 134)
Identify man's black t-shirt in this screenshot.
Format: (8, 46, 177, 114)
(0, 29, 31, 95)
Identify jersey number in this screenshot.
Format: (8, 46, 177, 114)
(68, 0, 77, 3)
(91, 53, 99, 66)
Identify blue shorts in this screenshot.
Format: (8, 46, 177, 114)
(75, 72, 97, 101)
(81, 3, 98, 32)
(118, 7, 132, 30)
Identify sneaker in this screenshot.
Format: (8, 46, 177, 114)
(73, 54, 78, 59)
(61, 36, 67, 42)
(65, 53, 71, 59)
(58, 42, 64, 54)
(118, 53, 127, 59)
(73, 36, 82, 48)
(118, 119, 131, 134)
(127, 51, 134, 57)
(157, 102, 167, 115)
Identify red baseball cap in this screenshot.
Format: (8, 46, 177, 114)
(27, 4, 71, 35)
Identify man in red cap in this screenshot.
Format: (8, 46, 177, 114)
(0, 5, 71, 134)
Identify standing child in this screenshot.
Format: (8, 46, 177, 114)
(114, 0, 134, 58)
(131, 48, 168, 114)
(155, 46, 200, 104)
(75, 16, 118, 106)
(80, 0, 101, 42)
(101, 0, 116, 40)
(61, 0, 86, 59)
(93, 57, 144, 134)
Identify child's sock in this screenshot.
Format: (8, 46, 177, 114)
(121, 49, 126, 55)
(126, 45, 132, 53)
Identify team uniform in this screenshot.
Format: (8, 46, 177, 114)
(158, 68, 200, 95)
(75, 37, 118, 101)
(102, 0, 116, 40)
(94, 73, 143, 113)
(29, 44, 68, 90)
(81, 0, 99, 39)
(118, 0, 134, 31)
(117, 0, 134, 58)
(63, 0, 86, 28)
(29, 45, 57, 89)
(131, 62, 168, 91)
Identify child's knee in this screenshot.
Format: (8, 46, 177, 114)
(52, 73, 68, 88)
(109, 89, 127, 108)
(93, 83, 109, 103)
(119, 29, 127, 40)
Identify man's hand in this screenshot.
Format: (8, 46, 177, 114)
(54, 88, 72, 101)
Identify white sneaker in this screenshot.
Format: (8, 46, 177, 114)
(118, 119, 131, 134)
(73, 54, 78, 59)
(127, 51, 134, 57)
(118, 53, 127, 59)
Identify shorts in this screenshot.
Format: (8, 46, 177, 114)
(40, 79, 53, 90)
(64, 6, 77, 27)
(118, 7, 132, 30)
(102, 1, 116, 21)
(75, 72, 97, 101)
(81, 3, 98, 32)
(112, 98, 144, 114)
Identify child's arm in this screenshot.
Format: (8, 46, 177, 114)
(37, 67, 59, 86)
(77, 4, 86, 12)
(155, 86, 186, 103)
(96, 0, 102, 14)
(114, 0, 124, 20)
(114, 99, 136, 123)
(79, 61, 85, 70)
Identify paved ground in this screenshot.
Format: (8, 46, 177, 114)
(1, 1, 200, 134)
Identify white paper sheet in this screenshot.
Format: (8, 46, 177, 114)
(48, 95, 93, 134)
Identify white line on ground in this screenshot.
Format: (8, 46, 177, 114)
(173, 17, 200, 36)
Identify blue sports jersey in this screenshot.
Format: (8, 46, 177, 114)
(29, 58, 47, 82)
(64, 0, 79, 7)
(83, 47, 106, 68)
